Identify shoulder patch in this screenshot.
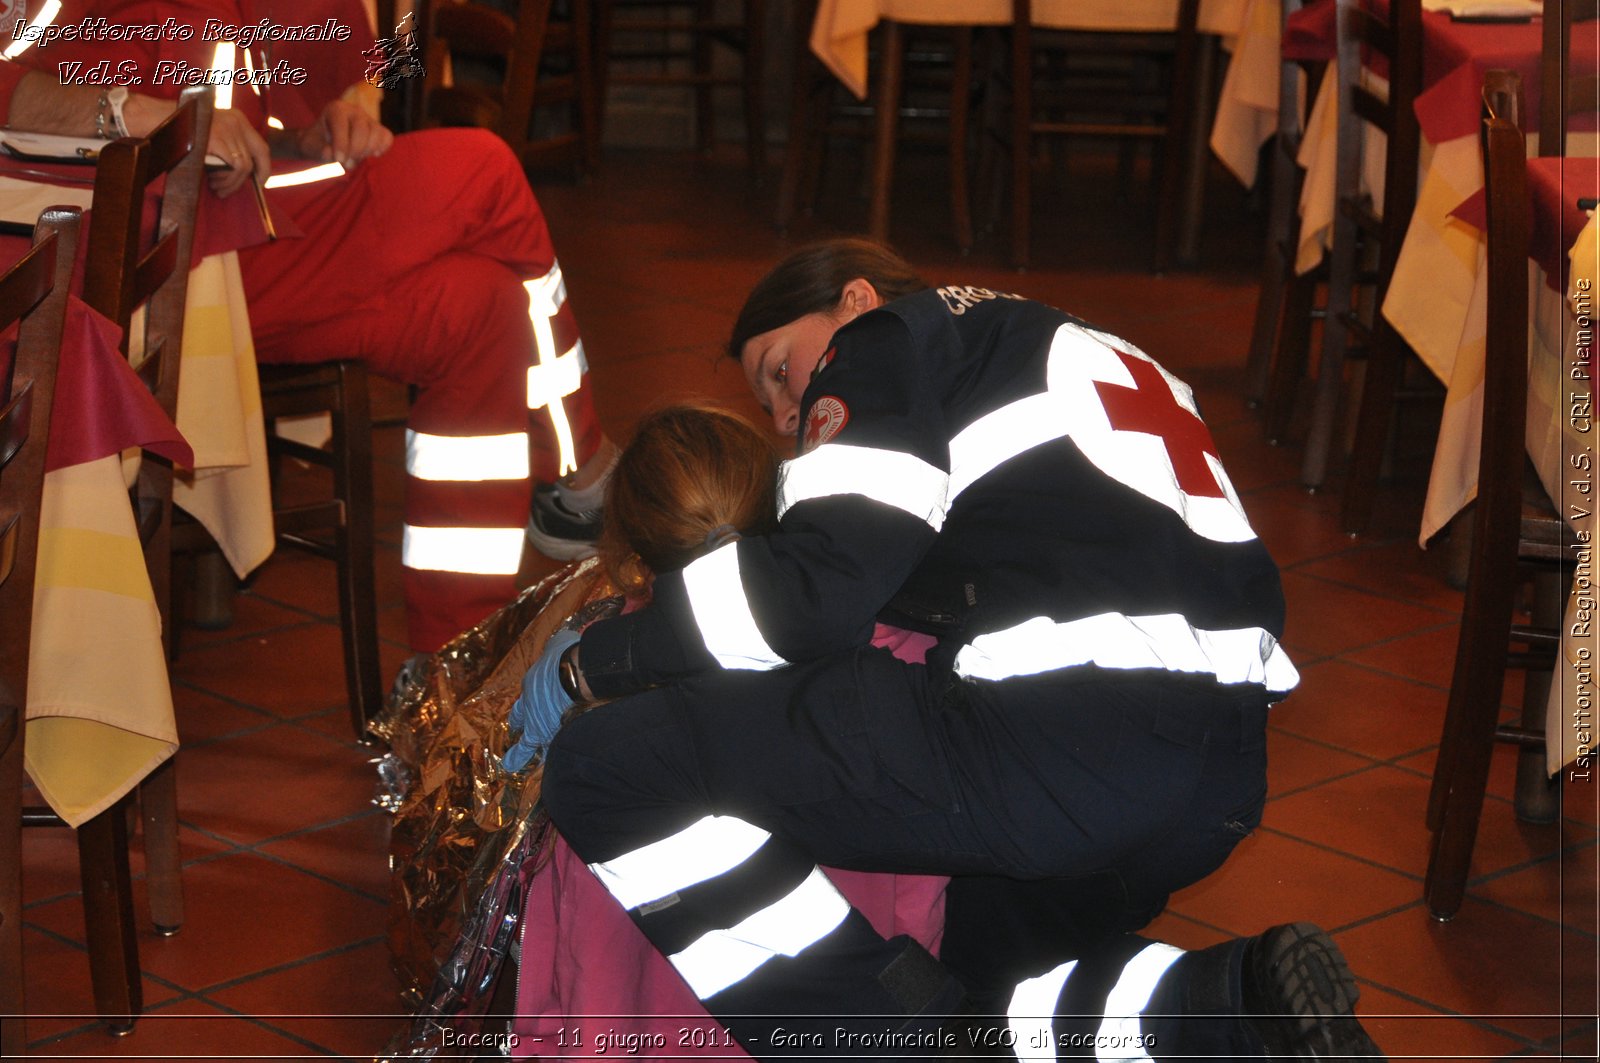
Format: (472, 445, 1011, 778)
(802, 396, 850, 452)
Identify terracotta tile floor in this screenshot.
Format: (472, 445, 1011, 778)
(17, 143, 1599, 1059)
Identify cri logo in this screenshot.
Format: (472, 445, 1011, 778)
(802, 396, 849, 452)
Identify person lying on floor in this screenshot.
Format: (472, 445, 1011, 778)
(379, 403, 948, 1057)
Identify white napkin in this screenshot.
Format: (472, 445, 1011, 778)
(1421, 0, 1541, 18)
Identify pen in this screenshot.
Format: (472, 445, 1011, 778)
(251, 172, 277, 241)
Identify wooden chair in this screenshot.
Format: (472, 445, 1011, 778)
(254, 360, 382, 740)
(1423, 70, 1565, 920)
(1008, 0, 1201, 271)
(1244, 0, 1322, 410)
(1540, 0, 1600, 158)
(0, 207, 82, 1059)
(1280, 0, 1422, 504)
(596, 0, 766, 173)
(775, 6, 975, 250)
(20, 88, 213, 1034)
(416, 0, 601, 177)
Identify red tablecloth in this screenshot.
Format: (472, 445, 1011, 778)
(0, 229, 190, 473)
(1283, 1, 1599, 144)
(1451, 155, 1600, 288)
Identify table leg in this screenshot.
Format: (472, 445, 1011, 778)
(1175, 34, 1220, 268)
(868, 20, 905, 244)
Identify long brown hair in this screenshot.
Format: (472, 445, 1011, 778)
(727, 238, 927, 363)
(599, 404, 780, 596)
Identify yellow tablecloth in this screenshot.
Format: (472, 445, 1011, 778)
(1208, 0, 1286, 186)
(1, 173, 275, 826)
(1286, 62, 1600, 771)
(811, 0, 1250, 100)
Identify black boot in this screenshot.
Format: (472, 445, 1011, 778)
(1241, 923, 1386, 1060)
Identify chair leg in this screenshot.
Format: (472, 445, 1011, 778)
(1173, 35, 1218, 270)
(743, 0, 767, 175)
(1264, 269, 1318, 445)
(1425, 655, 1508, 920)
(693, 0, 717, 155)
(948, 27, 974, 253)
(1245, 140, 1306, 407)
(1010, 16, 1034, 270)
(0, 723, 26, 1056)
(1153, 19, 1202, 274)
(77, 798, 141, 1032)
(867, 21, 905, 245)
(139, 758, 183, 935)
(1339, 318, 1405, 533)
(775, 3, 822, 232)
(1300, 209, 1360, 490)
(572, 0, 603, 176)
(1425, 472, 1523, 919)
(332, 363, 382, 740)
(1513, 568, 1563, 823)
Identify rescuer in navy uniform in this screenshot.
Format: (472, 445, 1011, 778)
(514, 240, 1385, 1061)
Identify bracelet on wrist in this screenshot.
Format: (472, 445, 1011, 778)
(557, 644, 585, 703)
(93, 86, 130, 139)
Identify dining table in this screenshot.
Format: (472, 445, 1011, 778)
(1235, 0, 1599, 772)
(1, 157, 277, 828)
(809, 0, 1252, 100)
(806, 0, 1254, 260)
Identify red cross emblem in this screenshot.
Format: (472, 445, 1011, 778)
(803, 396, 849, 452)
(1093, 349, 1224, 498)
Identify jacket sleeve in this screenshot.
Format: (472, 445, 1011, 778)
(580, 308, 952, 699)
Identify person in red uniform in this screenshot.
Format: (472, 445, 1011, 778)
(0, 0, 617, 651)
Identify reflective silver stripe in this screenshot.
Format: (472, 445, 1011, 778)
(954, 613, 1300, 691)
(778, 444, 949, 531)
(524, 262, 567, 315)
(589, 815, 770, 911)
(211, 42, 235, 110)
(523, 265, 584, 476)
(1008, 960, 1077, 1063)
(947, 392, 1061, 503)
(401, 525, 524, 575)
(681, 542, 785, 671)
(1094, 942, 1183, 1062)
(405, 430, 530, 482)
(525, 339, 587, 409)
(3, 0, 61, 59)
(668, 867, 851, 1000)
(947, 323, 1256, 544)
(264, 163, 346, 188)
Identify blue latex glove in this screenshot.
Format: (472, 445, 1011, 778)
(504, 627, 581, 773)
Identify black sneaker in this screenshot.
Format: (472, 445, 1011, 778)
(1242, 923, 1386, 1060)
(526, 483, 602, 560)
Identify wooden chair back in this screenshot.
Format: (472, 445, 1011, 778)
(81, 86, 213, 644)
(417, 0, 599, 175)
(1333, 0, 1421, 281)
(1540, 0, 1600, 158)
(0, 206, 83, 1058)
(595, 0, 767, 172)
(1303, 0, 1423, 509)
(1423, 69, 1567, 919)
(1009, 0, 1201, 271)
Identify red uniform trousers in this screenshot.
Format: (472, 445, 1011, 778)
(239, 129, 603, 651)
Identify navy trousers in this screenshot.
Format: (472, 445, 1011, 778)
(542, 648, 1270, 1059)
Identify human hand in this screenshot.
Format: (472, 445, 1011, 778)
(504, 628, 582, 773)
(204, 107, 272, 199)
(298, 100, 393, 168)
